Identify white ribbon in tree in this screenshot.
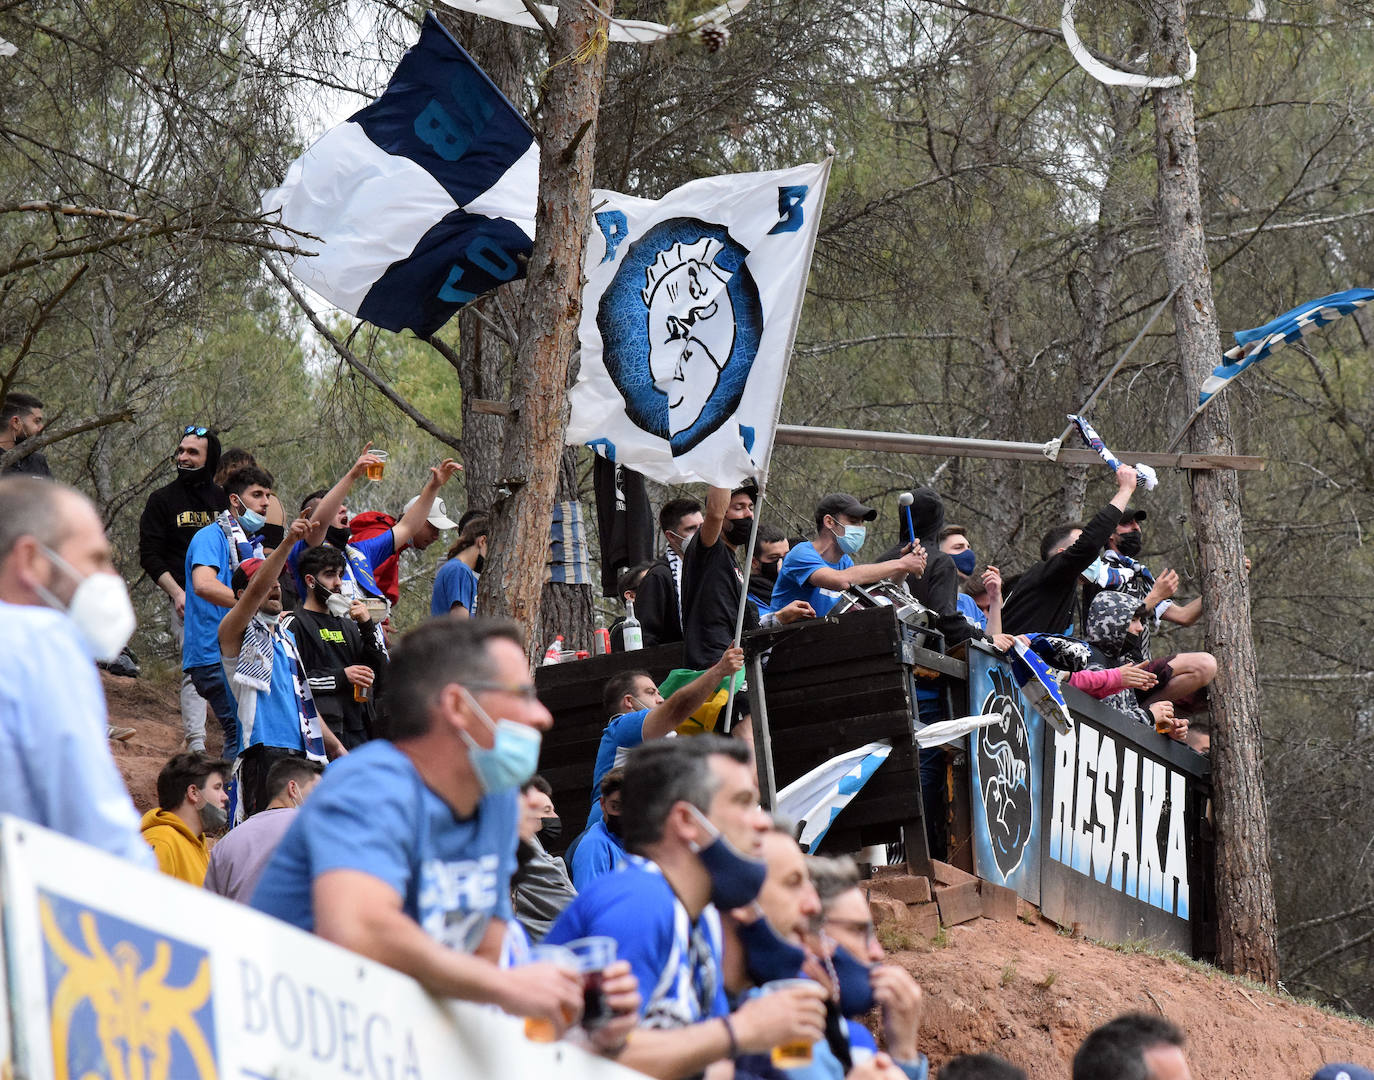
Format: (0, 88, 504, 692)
(438, 0, 751, 44)
(1061, 0, 1196, 88)
(0, 38, 16, 57)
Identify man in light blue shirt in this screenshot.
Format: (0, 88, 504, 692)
(0, 476, 153, 867)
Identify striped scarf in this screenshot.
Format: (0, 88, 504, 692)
(625, 855, 723, 1030)
(216, 510, 260, 570)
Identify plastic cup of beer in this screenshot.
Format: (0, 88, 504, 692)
(565, 936, 617, 1030)
(353, 680, 371, 704)
(1155, 711, 1172, 734)
(760, 978, 815, 1068)
(523, 944, 579, 1043)
(365, 449, 388, 482)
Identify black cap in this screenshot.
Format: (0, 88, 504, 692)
(1120, 509, 1148, 523)
(731, 479, 759, 499)
(816, 493, 878, 523)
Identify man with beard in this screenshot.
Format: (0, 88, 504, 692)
(281, 544, 388, 751)
(139, 425, 229, 751)
(0, 393, 51, 477)
(219, 518, 341, 819)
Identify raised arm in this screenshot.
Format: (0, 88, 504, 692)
(698, 486, 730, 548)
(305, 446, 383, 549)
(643, 645, 744, 740)
(218, 518, 309, 656)
(392, 460, 461, 548)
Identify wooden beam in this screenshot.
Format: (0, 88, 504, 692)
(773, 424, 1265, 471)
(469, 398, 512, 416)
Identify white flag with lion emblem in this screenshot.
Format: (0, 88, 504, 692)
(567, 161, 830, 487)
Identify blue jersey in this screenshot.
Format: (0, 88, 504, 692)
(957, 592, 987, 630)
(225, 629, 308, 753)
(547, 857, 727, 1028)
(771, 542, 853, 617)
(569, 819, 626, 890)
(288, 532, 394, 600)
(431, 557, 479, 617)
(252, 740, 518, 949)
(586, 709, 648, 826)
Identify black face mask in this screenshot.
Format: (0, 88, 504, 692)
(538, 816, 561, 846)
(723, 517, 753, 546)
(1123, 630, 1143, 654)
(325, 526, 351, 549)
(757, 560, 780, 584)
(473, 554, 487, 575)
(176, 459, 211, 485)
(311, 580, 334, 608)
(603, 813, 622, 837)
(1116, 531, 1143, 558)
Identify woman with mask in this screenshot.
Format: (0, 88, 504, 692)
(511, 775, 578, 942)
(432, 513, 489, 618)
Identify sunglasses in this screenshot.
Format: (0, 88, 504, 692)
(183, 425, 209, 437)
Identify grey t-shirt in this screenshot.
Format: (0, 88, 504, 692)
(204, 806, 298, 903)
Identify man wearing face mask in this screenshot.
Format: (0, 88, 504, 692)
(141, 752, 231, 885)
(182, 464, 275, 756)
(938, 525, 1012, 645)
(0, 477, 152, 866)
(280, 544, 388, 751)
(772, 494, 927, 617)
(566, 767, 627, 890)
(139, 425, 229, 752)
(547, 736, 828, 1080)
(746, 524, 789, 617)
(635, 497, 704, 647)
(219, 519, 341, 820)
(431, 513, 488, 618)
(511, 775, 578, 942)
(1080, 510, 1210, 636)
(205, 757, 324, 903)
(251, 618, 640, 1051)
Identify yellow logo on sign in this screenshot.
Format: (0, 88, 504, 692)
(39, 892, 218, 1080)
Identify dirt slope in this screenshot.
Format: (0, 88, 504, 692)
(102, 673, 1374, 1078)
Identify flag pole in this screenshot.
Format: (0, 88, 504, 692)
(723, 153, 834, 732)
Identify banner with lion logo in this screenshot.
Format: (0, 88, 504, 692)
(567, 161, 830, 487)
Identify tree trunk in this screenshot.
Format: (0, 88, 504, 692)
(1149, 0, 1279, 985)
(476, 0, 609, 655)
(538, 447, 593, 652)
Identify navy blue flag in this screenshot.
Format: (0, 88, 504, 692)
(263, 14, 538, 336)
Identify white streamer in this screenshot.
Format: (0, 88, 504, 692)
(438, 0, 751, 44)
(0, 38, 16, 57)
(1061, 0, 1196, 89)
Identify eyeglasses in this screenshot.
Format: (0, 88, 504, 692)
(183, 425, 209, 437)
(462, 680, 540, 702)
(823, 917, 877, 944)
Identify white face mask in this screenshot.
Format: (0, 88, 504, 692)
(325, 591, 353, 618)
(35, 546, 136, 661)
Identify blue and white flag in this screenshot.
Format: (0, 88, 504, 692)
(1009, 639, 1072, 736)
(262, 14, 537, 337)
(567, 161, 831, 487)
(1199, 288, 1374, 405)
(776, 740, 890, 854)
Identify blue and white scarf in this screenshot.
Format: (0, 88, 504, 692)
(216, 510, 261, 570)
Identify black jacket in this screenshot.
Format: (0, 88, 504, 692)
(281, 605, 388, 740)
(1001, 500, 1124, 635)
(137, 436, 227, 588)
(634, 555, 682, 647)
(903, 487, 988, 650)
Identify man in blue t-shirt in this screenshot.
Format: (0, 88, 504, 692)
(182, 465, 274, 754)
(771, 493, 928, 617)
(287, 447, 462, 604)
(431, 513, 487, 617)
(251, 618, 634, 1042)
(547, 736, 826, 1080)
(585, 644, 743, 827)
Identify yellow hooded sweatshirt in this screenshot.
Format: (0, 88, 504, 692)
(140, 807, 211, 885)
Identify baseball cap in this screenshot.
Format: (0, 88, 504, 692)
(730, 479, 760, 499)
(1120, 509, 1148, 524)
(404, 494, 458, 530)
(230, 557, 268, 592)
(1313, 1067, 1374, 1080)
(817, 493, 878, 523)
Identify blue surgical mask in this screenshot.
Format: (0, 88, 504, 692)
(829, 943, 876, 1015)
(686, 804, 767, 910)
(458, 688, 542, 795)
(951, 548, 977, 576)
(736, 911, 807, 984)
(833, 523, 866, 556)
(233, 497, 266, 535)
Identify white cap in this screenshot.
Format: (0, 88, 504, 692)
(404, 494, 458, 530)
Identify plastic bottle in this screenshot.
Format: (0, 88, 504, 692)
(622, 600, 643, 652)
(542, 634, 565, 665)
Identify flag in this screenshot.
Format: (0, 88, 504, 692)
(775, 741, 892, 854)
(567, 161, 831, 487)
(549, 501, 591, 585)
(1009, 639, 1072, 736)
(592, 456, 655, 596)
(1199, 288, 1374, 405)
(1067, 414, 1158, 490)
(262, 14, 537, 337)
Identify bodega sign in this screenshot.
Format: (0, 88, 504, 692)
(964, 644, 1211, 956)
(0, 817, 641, 1080)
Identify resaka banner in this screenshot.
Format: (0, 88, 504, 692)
(966, 646, 1212, 955)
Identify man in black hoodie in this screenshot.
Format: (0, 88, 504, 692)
(138, 426, 229, 750)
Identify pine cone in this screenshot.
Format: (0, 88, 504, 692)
(694, 22, 729, 52)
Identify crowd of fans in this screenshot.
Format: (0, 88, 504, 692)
(0, 395, 1332, 1079)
